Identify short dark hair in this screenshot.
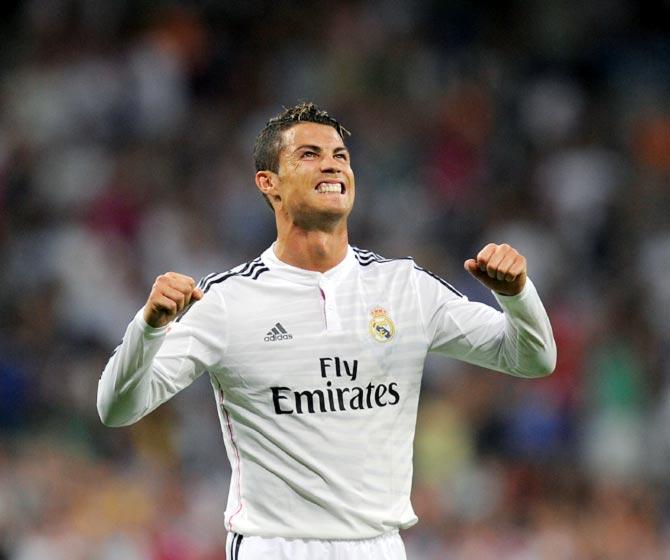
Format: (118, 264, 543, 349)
(254, 101, 350, 174)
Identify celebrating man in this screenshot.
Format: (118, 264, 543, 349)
(98, 102, 556, 559)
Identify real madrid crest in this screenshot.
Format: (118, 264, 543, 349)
(369, 307, 395, 343)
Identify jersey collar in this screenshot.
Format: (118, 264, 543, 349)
(261, 243, 356, 286)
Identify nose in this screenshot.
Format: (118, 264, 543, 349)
(320, 153, 343, 174)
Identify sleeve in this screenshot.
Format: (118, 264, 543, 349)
(414, 267, 556, 378)
(96, 292, 227, 427)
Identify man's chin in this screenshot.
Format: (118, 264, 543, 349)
(292, 206, 351, 232)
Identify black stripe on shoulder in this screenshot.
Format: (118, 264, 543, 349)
(238, 260, 268, 279)
(414, 265, 464, 298)
(352, 247, 383, 259)
(202, 270, 239, 293)
(250, 265, 269, 280)
(196, 272, 219, 290)
(177, 261, 269, 323)
(202, 257, 268, 293)
(202, 260, 257, 292)
(174, 269, 239, 322)
(352, 246, 413, 267)
(199, 267, 241, 293)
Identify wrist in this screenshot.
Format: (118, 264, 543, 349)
(135, 308, 169, 336)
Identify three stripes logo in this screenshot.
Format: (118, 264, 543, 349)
(264, 322, 293, 342)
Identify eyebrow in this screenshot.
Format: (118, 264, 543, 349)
(294, 144, 349, 154)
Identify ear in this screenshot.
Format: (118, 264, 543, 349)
(255, 171, 280, 203)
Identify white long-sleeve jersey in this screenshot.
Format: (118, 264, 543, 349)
(97, 245, 556, 540)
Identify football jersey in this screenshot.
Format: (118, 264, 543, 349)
(97, 244, 556, 539)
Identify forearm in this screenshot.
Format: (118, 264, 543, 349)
(433, 278, 556, 378)
(491, 279, 556, 377)
(97, 309, 168, 427)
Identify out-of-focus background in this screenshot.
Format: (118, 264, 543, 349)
(1, 0, 669, 558)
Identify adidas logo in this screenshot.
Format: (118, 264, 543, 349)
(264, 322, 293, 342)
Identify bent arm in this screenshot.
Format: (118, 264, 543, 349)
(97, 293, 225, 427)
(419, 270, 556, 377)
(98, 311, 184, 426)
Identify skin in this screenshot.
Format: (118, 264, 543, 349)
(143, 272, 203, 328)
(463, 243, 527, 296)
(255, 122, 355, 272)
(143, 122, 527, 328)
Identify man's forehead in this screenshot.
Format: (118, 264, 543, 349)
(282, 122, 346, 149)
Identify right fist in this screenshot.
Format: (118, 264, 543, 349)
(143, 272, 204, 328)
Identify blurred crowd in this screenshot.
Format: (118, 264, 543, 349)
(1, 0, 670, 558)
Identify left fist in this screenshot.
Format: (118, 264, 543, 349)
(464, 243, 527, 296)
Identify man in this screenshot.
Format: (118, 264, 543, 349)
(98, 102, 556, 559)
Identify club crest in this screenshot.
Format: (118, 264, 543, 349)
(369, 307, 395, 343)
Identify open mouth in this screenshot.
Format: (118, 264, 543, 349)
(315, 181, 345, 194)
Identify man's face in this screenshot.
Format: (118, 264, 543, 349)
(272, 122, 355, 230)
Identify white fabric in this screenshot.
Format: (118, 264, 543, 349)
(226, 531, 406, 560)
(98, 244, 556, 540)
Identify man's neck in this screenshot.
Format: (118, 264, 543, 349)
(274, 225, 349, 273)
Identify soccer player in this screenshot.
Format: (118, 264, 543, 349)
(98, 102, 556, 559)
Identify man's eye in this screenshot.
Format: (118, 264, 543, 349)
(335, 154, 348, 160)
(303, 151, 317, 158)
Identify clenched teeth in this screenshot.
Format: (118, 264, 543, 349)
(316, 182, 344, 194)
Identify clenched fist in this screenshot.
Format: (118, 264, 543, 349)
(464, 243, 527, 296)
(143, 272, 204, 328)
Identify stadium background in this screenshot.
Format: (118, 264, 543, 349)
(1, 0, 669, 558)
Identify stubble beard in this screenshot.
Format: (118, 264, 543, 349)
(291, 202, 350, 233)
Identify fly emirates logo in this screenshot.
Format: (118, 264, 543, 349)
(270, 356, 400, 415)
